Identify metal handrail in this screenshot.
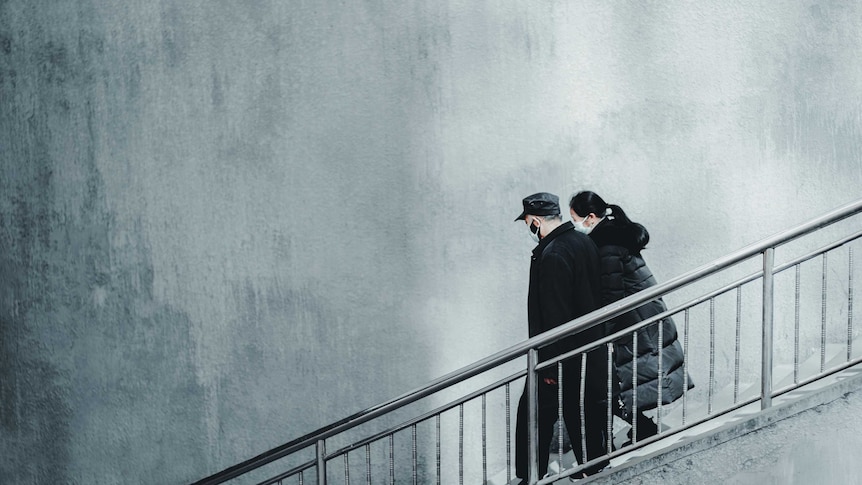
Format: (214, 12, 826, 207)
(193, 197, 862, 485)
(538, 228, 862, 374)
(328, 370, 526, 458)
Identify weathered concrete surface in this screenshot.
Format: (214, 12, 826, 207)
(2, 1, 862, 483)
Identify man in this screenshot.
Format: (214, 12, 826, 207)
(513, 192, 610, 482)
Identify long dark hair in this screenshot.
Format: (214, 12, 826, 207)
(569, 191, 650, 250)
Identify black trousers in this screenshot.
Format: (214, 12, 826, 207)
(515, 351, 610, 479)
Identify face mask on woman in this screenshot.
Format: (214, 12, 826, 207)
(572, 206, 611, 234)
(572, 218, 593, 235)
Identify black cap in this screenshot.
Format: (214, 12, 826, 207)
(515, 192, 560, 221)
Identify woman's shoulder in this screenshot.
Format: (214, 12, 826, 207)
(597, 242, 628, 258)
(591, 219, 648, 254)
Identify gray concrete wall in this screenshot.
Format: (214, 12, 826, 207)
(2, 1, 861, 483)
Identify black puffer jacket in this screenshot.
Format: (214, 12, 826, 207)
(589, 219, 693, 412)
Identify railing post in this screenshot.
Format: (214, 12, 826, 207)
(316, 439, 326, 485)
(761, 247, 775, 410)
(527, 348, 539, 484)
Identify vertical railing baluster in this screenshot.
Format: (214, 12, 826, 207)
(412, 424, 418, 485)
(299, 471, 304, 485)
(527, 349, 539, 484)
(606, 343, 613, 455)
(631, 331, 638, 444)
(795, 265, 801, 384)
(481, 394, 487, 485)
(365, 444, 371, 485)
(849, 247, 854, 361)
(436, 415, 441, 485)
(389, 434, 395, 485)
(709, 298, 716, 415)
(458, 404, 464, 485)
(344, 453, 350, 485)
(734, 287, 742, 403)
(558, 361, 564, 474)
(505, 383, 511, 484)
(822, 253, 828, 372)
(316, 439, 326, 485)
(579, 353, 587, 465)
(683, 309, 690, 426)
(762, 248, 775, 410)
(657, 317, 664, 434)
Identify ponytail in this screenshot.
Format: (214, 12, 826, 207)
(608, 203, 650, 250)
(570, 192, 650, 251)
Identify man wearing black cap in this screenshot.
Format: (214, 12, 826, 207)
(514, 192, 611, 482)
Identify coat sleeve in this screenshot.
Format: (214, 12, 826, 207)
(538, 251, 577, 332)
(599, 247, 627, 306)
(536, 251, 578, 371)
(599, 246, 641, 337)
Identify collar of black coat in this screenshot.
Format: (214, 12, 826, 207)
(589, 218, 647, 254)
(531, 220, 574, 257)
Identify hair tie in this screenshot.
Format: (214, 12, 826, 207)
(605, 207, 613, 216)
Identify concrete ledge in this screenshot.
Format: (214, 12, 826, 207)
(567, 364, 862, 484)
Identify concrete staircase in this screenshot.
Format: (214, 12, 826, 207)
(579, 361, 862, 484)
(573, 338, 862, 484)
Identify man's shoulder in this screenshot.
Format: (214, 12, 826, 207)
(543, 229, 597, 256)
(557, 227, 597, 247)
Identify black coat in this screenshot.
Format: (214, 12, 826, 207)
(528, 222, 605, 379)
(589, 219, 693, 411)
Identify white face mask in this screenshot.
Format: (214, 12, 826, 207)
(572, 217, 593, 235)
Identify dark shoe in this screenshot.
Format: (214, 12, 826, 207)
(568, 467, 606, 481)
(581, 460, 608, 477)
(633, 412, 659, 440)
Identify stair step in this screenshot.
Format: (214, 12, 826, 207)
(774, 343, 849, 389)
(661, 343, 848, 429)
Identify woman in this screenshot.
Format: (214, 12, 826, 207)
(569, 190, 692, 443)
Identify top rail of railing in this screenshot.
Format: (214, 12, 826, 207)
(193, 197, 862, 485)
